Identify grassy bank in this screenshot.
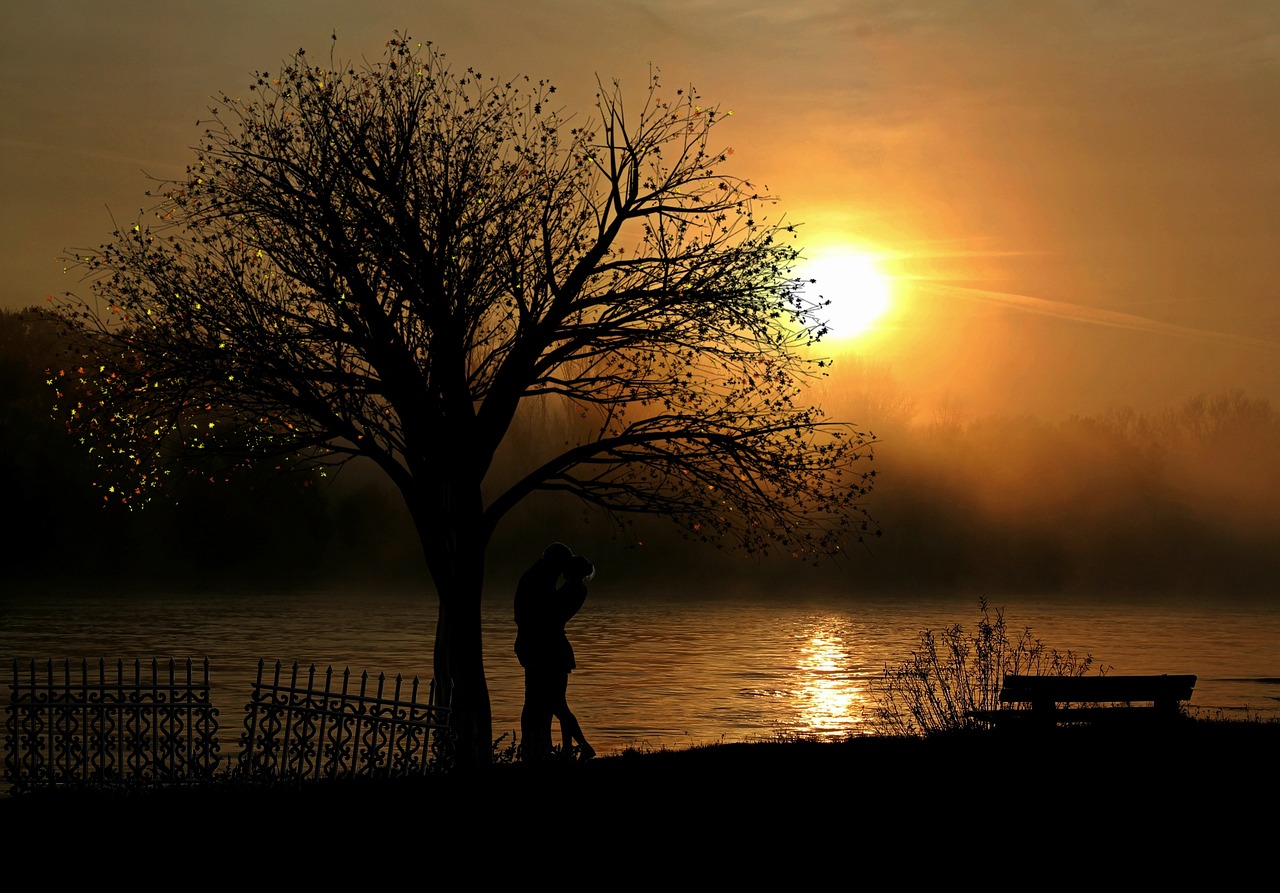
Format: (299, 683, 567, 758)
(5, 718, 1275, 858)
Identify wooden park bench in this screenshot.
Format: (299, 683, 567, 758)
(233, 658, 454, 783)
(968, 673, 1197, 730)
(3, 657, 222, 794)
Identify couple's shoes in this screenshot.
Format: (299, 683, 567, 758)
(557, 742, 596, 762)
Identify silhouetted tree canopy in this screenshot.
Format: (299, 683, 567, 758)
(2, 308, 423, 589)
(50, 35, 877, 765)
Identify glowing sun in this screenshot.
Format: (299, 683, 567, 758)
(800, 251, 892, 340)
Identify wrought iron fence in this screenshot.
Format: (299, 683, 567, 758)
(3, 657, 221, 794)
(4, 657, 453, 795)
(236, 659, 454, 782)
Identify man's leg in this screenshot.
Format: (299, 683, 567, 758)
(521, 670, 548, 762)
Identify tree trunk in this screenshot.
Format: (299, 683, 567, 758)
(406, 482, 494, 771)
(432, 580, 492, 770)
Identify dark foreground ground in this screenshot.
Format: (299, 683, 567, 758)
(3, 720, 1276, 880)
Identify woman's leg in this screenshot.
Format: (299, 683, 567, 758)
(564, 708, 594, 758)
(552, 672, 594, 758)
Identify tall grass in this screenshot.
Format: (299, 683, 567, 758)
(875, 598, 1105, 736)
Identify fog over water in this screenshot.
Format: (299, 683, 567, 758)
(5, 305, 1276, 601)
(457, 373, 1280, 601)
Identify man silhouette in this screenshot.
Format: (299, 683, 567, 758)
(514, 541, 573, 761)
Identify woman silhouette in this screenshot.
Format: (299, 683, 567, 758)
(549, 554, 596, 760)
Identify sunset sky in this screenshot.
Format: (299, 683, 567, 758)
(2, 0, 1276, 422)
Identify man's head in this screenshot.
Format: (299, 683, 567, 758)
(542, 542, 573, 569)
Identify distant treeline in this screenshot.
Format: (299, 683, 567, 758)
(842, 384, 1280, 595)
(3, 307, 1277, 597)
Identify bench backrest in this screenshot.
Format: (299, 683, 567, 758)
(3, 657, 221, 793)
(1000, 673, 1197, 707)
(236, 659, 453, 782)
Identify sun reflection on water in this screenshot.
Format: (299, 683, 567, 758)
(794, 626, 872, 738)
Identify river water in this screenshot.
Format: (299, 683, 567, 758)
(3, 585, 1277, 767)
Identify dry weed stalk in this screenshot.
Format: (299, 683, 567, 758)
(876, 597, 1102, 736)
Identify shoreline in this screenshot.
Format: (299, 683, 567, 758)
(5, 719, 1276, 812)
(2, 720, 1274, 881)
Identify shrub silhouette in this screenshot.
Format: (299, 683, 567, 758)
(876, 598, 1104, 736)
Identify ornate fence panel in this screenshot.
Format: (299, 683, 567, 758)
(237, 659, 453, 782)
(3, 657, 221, 794)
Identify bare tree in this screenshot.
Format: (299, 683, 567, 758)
(52, 35, 878, 765)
